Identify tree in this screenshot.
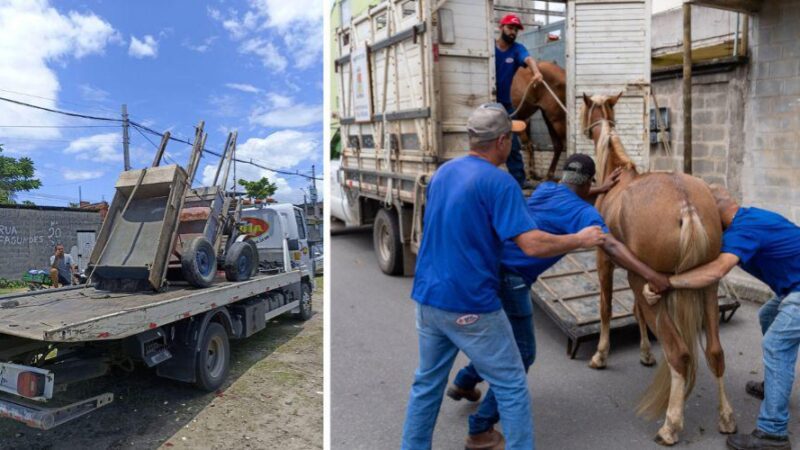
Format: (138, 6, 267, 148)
(238, 177, 278, 201)
(0, 144, 41, 204)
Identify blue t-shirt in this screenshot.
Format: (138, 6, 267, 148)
(411, 156, 537, 313)
(721, 207, 800, 296)
(495, 42, 530, 107)
(501, 182, 609, 285)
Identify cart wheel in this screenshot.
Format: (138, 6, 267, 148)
(374, 208, 403, 275)
(245, 238, 260, 277)
(181, 237, 217, 288)
(194, 322, 230, 391)
(294, 282, 313, 321)
(224, 241, 256, 282)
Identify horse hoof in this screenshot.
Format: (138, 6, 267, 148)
(589, 354, 607, 370)
(719, 417, 737, 434)
(640, 354, 657, 367)
(654, 428, 678, 446)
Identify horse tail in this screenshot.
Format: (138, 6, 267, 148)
(637, 200, 709, 419)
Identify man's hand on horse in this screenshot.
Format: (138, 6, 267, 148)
(531, 70, 543, 85)
(642, 274, 671, 306)
(642, 272, 672, 306)
(576, 225, 606, 248)
(596, 167, 623, 193)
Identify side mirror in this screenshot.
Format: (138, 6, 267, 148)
(287, 238, 300, 251)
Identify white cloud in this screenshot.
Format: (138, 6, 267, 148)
(251, 0, 321, 29)
(64, 132, 122, 163)
(184, 35, 218, 53)
(199, 129, 317, 190)
(208, 0, 322, 71)
(129, 35, 158, 58)
(0, 0, 118, 146)
(239, 38, 286, 71)
(63, 169, 104, 181)
(249, 94, 322, 128)
(78, 84, 109, 102)
(225, 83, 261, 93)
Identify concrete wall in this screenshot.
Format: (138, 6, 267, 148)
(0, 206, 103, 280)
(652, 7, 738, 54)
(651, 67, 748, 200)
(741, 0, 800, 223)
(650, 0, 800, 224)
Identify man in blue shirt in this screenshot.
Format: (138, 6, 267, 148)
(645, 185, 800, 450)
(496, 14, 542, 189)
(401, 104, 606, 450)
(446, 154, 671, 449)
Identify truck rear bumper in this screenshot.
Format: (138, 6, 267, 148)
(0, 392, 113, 430)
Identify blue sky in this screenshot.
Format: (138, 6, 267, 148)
(0, 0, 322, 206)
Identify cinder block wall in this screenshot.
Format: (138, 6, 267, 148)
(742, 0, 800, 223)
(0, 206, 102, 280)
(650, 68, 748, 201)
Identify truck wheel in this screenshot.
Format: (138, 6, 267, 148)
(194, 322, 230, 392)
(181, 237, 217, 288)
(224, 241, 256, 282)
(245, 238, 260, 277)
(374, 208, 403, 275)
(294, 282, 313, 321)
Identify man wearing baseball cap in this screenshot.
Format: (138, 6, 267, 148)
(401, 104, 607, 450)
(496, 13, 542, 189)
(446, 153, 670, 449)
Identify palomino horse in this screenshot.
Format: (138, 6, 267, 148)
(509, 61, 566, 180)
(581, 93, 736, 445)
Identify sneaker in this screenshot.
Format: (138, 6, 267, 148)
(745, 380, 764, 400)
(465, 428, 505, 450)
(446, 384, 481, 402)
(726, 429, 790, 450)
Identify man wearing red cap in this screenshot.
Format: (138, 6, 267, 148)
(496, 13, 542, 189)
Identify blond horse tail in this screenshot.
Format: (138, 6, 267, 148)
(637, 202, 709, 419)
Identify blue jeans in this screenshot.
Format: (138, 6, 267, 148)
(452, 272, 535, 436)
(756, 291, 800, 436)
(401, 303, 533, 450)
(503, 103, 526, 187)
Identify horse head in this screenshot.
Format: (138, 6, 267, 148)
(579, 92, 634, 182)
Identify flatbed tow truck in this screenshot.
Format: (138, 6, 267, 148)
(0, 124, 315, 431)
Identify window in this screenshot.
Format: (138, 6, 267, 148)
(401, 0, 416, 18)
(295, 209, 307, 239)
(375, 13, 387, 31)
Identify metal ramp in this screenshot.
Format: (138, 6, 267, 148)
(531, 249, 741, 359)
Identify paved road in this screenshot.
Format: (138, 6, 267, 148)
(331, 230, 800, 449)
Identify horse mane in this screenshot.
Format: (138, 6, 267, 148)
(580, 96, 636, 183)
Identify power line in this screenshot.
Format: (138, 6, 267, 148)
(0, 125, 119, 128)
(0, 95, 323, 181)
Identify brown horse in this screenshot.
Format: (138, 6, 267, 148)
(581, 93, 736, 445)
(510, 61, 566, 180)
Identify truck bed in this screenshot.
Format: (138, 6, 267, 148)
(0, 271, 300, 343)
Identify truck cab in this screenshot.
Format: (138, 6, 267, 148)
(240, 203, 314, 278)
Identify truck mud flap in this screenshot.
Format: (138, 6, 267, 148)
(0, 393, 113, 430)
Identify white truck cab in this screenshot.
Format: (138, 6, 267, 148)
(240, 203, 314, 278)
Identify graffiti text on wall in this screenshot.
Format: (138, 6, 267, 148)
(0, 222, 62, 246)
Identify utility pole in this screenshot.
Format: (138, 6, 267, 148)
(682, 3, 692, 175)
(122, 104, 131, 171)
(309, 164, 319, 219)
(78, 186, 82, 205)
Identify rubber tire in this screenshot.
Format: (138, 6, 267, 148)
(244, 238, 260, 277)
(194, 322, 230, 392)
(373, 208, 403, 275)
(181, 237, 217, 288)
(293, 282, 313, 321)
(224, 241, 256, 282)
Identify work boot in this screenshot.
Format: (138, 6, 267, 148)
(745, 380, 765, 400)
(446, 384, 481, 402)
(464, 428, 505, 450)
(727, 429, 790, 450)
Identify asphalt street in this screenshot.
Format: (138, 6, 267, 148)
(331, 229, 800, 450)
